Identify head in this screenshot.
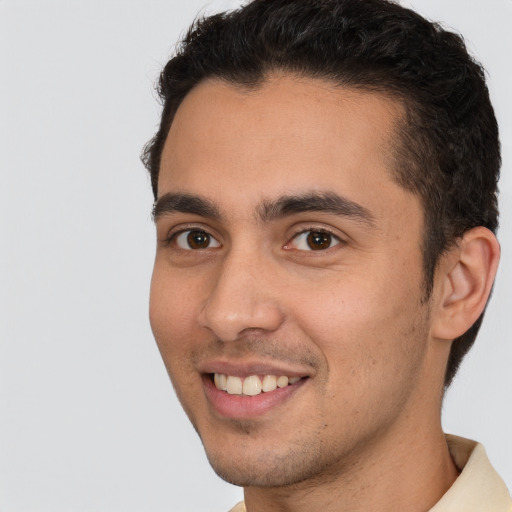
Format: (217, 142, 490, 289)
(143, 0, 500, 388)
(144, 0, 501, 493)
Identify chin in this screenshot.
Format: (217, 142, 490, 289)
(202, 437, 332, 488)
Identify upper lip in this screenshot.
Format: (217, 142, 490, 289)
(198, 359, 311, 378)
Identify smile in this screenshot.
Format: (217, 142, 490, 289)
(213, 373, 302, 396)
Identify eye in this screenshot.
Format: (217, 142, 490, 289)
(174, 229, 221, 250)
(286, 230, 342, 251)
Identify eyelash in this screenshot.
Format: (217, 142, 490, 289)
(164, 226, 220, 250)
(163, 225, 343, 252)
(284, 227, 343, 251)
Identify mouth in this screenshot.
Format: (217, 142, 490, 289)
(202, 368, 309, 419)
(212, 373, 304, 396)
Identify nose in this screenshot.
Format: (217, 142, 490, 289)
(198, 248, 285, 342)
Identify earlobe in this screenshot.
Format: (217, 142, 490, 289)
(431, 227, 500, 341)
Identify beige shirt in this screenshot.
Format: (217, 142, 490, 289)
(229, 435, 512, 512)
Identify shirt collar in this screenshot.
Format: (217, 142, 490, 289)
(428, 434, 512, 511)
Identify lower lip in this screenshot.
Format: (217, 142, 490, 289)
(202, 375, 307, 419)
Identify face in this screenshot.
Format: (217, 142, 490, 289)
(150, 75, 441, 488)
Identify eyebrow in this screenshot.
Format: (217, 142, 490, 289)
(153, 193, 221, 221)
(258, 192, 376, 226)
(153, 191, 375, 227)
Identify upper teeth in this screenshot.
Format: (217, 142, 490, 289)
(214, 373, 301, 396)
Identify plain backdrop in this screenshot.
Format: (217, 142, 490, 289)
(0, 1, 511, 511)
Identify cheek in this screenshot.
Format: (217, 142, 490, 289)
(149, 265, 201, 360)
(298, 282, 429, 441)
(297, 269, 420, 335)
(149, 269, 206, 416)
(293, 258, 426, 376)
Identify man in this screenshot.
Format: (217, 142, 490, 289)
(143, 0, 510, 510)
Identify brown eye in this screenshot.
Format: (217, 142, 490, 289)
(187, 230, 210, 249)
(286, 229, 341, 251)
(175, 230, 221, 250)
(306, 231, 332, 250)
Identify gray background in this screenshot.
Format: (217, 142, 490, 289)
(1, 1, 511, 510)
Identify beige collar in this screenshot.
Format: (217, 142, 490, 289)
(429, 434, 512, 511)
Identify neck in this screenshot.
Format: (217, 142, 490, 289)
(243, 420, 459, 512)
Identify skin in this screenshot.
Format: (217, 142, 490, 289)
(150, 75, 469, 512)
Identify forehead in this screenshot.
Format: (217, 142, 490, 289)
(159, 74, 414, 224)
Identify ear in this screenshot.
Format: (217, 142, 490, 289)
(430, 227, 500, 341)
